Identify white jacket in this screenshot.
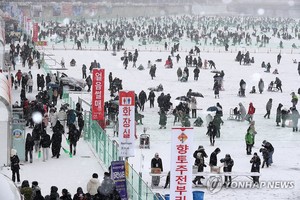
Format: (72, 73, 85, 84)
(49, 112, 58, 126)
(87, 178, 101, 196)
(190, 97, 197, 110)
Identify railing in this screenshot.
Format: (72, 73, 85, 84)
(62, 95, 162, 200)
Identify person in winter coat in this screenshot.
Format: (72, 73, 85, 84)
(31, 181, 41, 200)
(276, 103, 283, 126)
(10, 149, 20, 183)
(149, 64, 156, 80)
(77, 113, 85, 135)
(57, 108, 67, 130)
(45, 186, 59, 200)
(148, 90, 155, 108)
(25, 133, 34, 163)
(43, 113, 49, 127)
(40, 132, 51, 162)
(20, 180, 33, 200)
(193, 67, 200, 81)
(177, 67, 182, 81)
(248, 121, 257, 145)
(49, 108, 58, 129)
(212, 115, 223, 138)
(277, 53, 282, 64)
(190, 97, 197, 118)
(213, 80, 220, 98)
(245, 128, 254, 155)
(151, 153, 163, 186)
(158, 108, 167, 129)
(138, 90, 147, 111)
(73, 187, 85, 200)
(40, 75, 45, 91)
(82, 64, 87, 79)
(33, 190, 44, 200)
(290, 107, 300, 132)
(281, 108, 290, 127)
(291, 92, 298, 107)
(27, 77, 33, 93)
(32, 124, 42, 153)
(60, 188, 72, 200)
(238, 102, 247, 121)
(183, 66, 189, 81)
(66, 109, 76, 128)
(264, 98, 273, 119)
(87, 173, 101, 197)
(220, 154, 234, 187)
(192, 146, 208, 185)
(274, 77, 282, 93)
(20, 88, 26, 104)
(260, 147, 270, 168)
(68, 123, 80, 155)
(262, 140, 274, 166)
(209, 148, 221, 167)
(51, 121, 64, 158)
(97, 172, 117, 199)
(86, 75, 92, 92)
(246, 102, 255, 122)
(206, 121, 217, 146)
(258, 78, 264, 94)
(250, 153, 261, 184)
(239, 79, 246, 97)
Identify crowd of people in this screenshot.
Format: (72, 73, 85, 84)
(3, 13, 300, 199)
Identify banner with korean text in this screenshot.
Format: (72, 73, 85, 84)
(118, 91, 135, 157)
(32, 22, 38, 42)
(111, 161, 128, 200)
(170, 127, 194, 200)
(91, 69, 105, 120)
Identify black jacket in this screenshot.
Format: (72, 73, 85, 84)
(151, 157, 163, 171)
(40, 134, 51, 148)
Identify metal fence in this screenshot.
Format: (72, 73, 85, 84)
(63, 95, 162, 200)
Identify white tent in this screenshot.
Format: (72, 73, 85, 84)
(0, 73, 11, 167)
(0, 173, 22, 200)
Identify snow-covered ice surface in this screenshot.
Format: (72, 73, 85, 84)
(1, 39, 300, 199)
(45, 46, 300, 199)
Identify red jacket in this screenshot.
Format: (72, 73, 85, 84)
(15, 71, 22, 80)
(248, 103, 255, 115)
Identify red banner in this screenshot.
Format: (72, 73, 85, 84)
(91, 69, 105, 120)
(32, 23, 38, 42)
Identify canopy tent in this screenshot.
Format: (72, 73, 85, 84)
(0, 73, 12, 166)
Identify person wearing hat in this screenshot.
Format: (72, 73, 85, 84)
(264, 98, 273, 119)
(262, 140, 274, 166)
(97, 172, 116, 199)
(10, 149, 20, 183)
(245, 127, 255, 155)
(220, 154, 234, 187)
(209, 148, 221, 167)
(192, 146, 208, 185)
(151, 153, 163, 186)
(31, 181, 41, 200)
(290, 106, 300, 132)
(250, 153, 261, 184)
